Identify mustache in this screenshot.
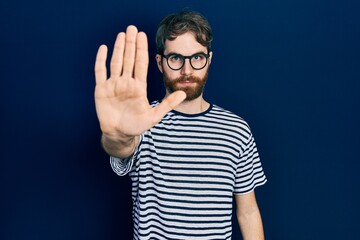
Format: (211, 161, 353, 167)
(174, 75, 202, 83)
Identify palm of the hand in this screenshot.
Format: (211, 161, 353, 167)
(95, 75, 152, 136)
(94, 26, 185, 137)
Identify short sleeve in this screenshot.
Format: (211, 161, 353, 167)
(234, 134, 267, 195)
(109, 135, 142, 176)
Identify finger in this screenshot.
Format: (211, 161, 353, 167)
(151, 91, 186, 124)
(134, 32, 149, 82)
(110, 32, 125, 77)
(122, 25, 138, 77)
(95, 45, 108, 85)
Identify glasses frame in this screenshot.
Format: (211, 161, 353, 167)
(161, 52, 210, 71)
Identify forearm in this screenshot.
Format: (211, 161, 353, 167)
(101, 133, 138, 158)
(237, 207, 264, 240)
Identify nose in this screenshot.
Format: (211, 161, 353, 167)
(180, 58, 193, 75)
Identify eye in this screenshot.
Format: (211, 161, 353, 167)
(192, 54, 205, 61)
(169, 54, 182, 62)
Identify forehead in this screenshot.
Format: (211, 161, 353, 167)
(164, 32, 207, 55)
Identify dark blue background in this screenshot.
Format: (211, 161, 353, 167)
(1, 0, 359, 239)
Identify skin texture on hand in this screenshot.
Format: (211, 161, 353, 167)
(94, 25, 186, 139)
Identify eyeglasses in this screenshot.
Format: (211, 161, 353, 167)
(161, 52, 210, 71)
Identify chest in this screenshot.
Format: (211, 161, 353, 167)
(136, 127, 241, 196)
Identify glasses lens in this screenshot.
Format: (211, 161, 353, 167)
(167, 55, 184, 70)
(190, 53, 208, 70)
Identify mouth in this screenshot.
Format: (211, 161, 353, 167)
(177, 80, 196, 86)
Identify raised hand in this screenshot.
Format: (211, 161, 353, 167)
(94, 26, 185, 141)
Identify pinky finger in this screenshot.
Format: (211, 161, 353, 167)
(95, 45, 108, 84)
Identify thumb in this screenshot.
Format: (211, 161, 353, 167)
(151, 91, 186, 124)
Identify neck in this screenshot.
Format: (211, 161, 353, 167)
(171, 94, 210, 114)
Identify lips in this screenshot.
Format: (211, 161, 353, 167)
(176, 76, 198, 84)
(177, 80, 196, 86)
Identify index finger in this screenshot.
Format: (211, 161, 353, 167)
(134, 32, 149, 82)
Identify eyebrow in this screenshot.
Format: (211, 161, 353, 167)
(164, 51, 207, 56)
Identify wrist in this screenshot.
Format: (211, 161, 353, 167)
(102, 131, 134, 143)
(101, 133, 137, 158)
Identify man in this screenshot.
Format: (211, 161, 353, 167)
(94, 10, 267, 240)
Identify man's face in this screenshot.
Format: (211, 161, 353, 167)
(156, 32, 212, 101)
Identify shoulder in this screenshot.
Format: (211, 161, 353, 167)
(211, 104, 251, 127)
(205, 104, 253, 143)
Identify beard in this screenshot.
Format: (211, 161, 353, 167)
(163, 69, 209, 101)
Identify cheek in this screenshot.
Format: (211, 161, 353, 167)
(194, 68, 209, 78)
(163, 68, 180, 80)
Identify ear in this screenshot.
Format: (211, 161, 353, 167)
(156, 54, 163, 73)
(208, 51, 213, 65)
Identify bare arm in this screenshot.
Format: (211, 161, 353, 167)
(235, 191, 265, 240)
(94, 26, 185, 158)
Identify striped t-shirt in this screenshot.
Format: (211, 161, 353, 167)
(110, 102, 267, 240)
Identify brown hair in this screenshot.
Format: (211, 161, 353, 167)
(156, 10, 213, 54)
